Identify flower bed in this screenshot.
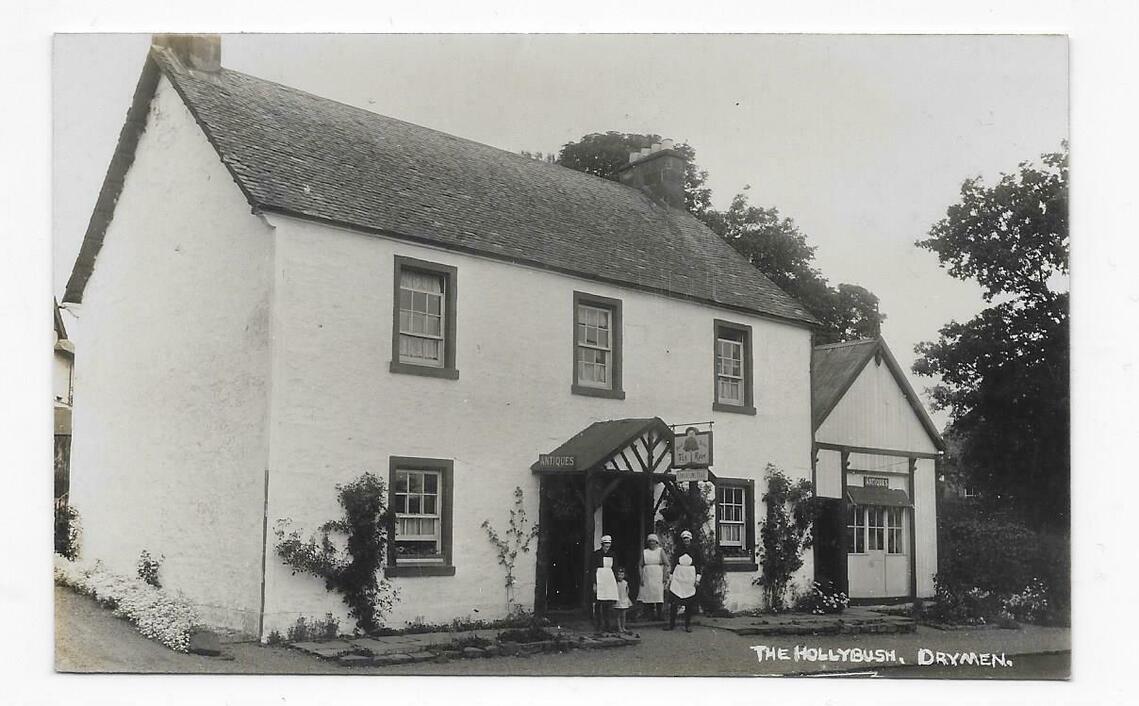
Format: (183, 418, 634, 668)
(54, 554, 202, 652)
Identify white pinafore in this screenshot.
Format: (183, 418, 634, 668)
(595, 556, 619, 601)
(640, 547, 666, 604)
(669, 553, 697, 599)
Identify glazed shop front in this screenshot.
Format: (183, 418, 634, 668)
(529, 417, 716, 614)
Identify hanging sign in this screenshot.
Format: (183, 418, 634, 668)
(672, 427, 713, 468)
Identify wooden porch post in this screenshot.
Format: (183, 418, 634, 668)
(907, 458, 918, 602)
(839, 449, 850, 595)
(581, 469, 594, 613)
(533, 476, 549, 616)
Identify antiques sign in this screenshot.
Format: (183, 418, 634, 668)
(536, 454, 576, 471)
(672, 427, 713, 468)
(864, 476, 890, 488)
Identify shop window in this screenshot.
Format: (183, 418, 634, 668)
(572, 291, 624, 399)
(713, 320, 755, 414)
(715, 478, 757, 570)
(886, 507, 905, 554)
(848, 503, 866, 554)
(867, 506, 886, 551)
(391, 256, 458, 379)
(388, 456, 455, 576)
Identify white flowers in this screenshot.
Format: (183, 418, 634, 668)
(55, 554, 202, 652)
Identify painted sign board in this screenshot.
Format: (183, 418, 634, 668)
(864, 476, 890, 488)
(536, 454, 576, 471)
(675, 468, 709, 483)
(672, 427, 713, 468)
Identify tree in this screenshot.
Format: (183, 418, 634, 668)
(913, 145, 1069, 531)
(557, 132, 713, 218)
(704, 190, 885, 344)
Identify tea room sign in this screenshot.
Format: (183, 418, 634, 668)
(672, 427, 713, 468)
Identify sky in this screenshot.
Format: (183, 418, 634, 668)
(53, 33, 1068, 430)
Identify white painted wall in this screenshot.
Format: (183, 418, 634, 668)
(68, 76, 274, 634)
(817, 357, 938, 454)
(260, 214, 814, 632)
(914, 458, 938, 598)
(53, 350, 73, 407)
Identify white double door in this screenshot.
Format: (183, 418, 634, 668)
(847, 505, 909, 599)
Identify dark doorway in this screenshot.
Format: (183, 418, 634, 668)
(541, 477, 586, 609)
(601, 478, 646, 601)
(812, 497, 848, 592)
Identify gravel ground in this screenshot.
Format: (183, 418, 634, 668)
(54, 586, 1069, 678)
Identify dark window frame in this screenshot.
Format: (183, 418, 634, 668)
(390, 256, 459, 380)
(712, 319, 756, 415)
(387, 456, 456, 577)
(571, 291, 625, 400)
(715, 477, 758, 572)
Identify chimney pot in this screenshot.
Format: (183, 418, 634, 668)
(616, 138, 688, 210)
(153, 34, 222, 72)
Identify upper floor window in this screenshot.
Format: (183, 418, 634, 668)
(571, 291, 624, 400)
(713, 320, 755, 414)
(390, 256, 458, 380)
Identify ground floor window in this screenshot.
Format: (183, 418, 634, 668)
(848, 503, 866, 553)
(715, 478, 756, 568)
(388, 456, 455, 577)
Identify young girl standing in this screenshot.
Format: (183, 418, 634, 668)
(613, 567, 633, 633)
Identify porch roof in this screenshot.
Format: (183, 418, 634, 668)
(531, 417, 672, 473)
(847, 485, 911, 508)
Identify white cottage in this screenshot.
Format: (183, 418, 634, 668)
(63, 36, 827, 637)
(811, 338, 944, 603)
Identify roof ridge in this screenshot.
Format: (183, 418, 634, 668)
(814, 337, 879, 351)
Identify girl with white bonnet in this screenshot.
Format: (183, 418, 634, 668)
(638, 533, 668, 620)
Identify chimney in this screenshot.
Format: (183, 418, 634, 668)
(152, 34, 222, 72)
(613, 140, 687, 210)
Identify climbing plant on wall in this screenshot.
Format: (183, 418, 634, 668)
(482, 486, 540, 612)
(274, 472, 398, 634)
(753, 464, 822, 612)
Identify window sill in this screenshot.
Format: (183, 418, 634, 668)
(713, 402, 756, 415)
(386, 564, 456, 577)
(571, 384, 625, 400)
(390, 361, 460, 380)
(722, 561, 759, 573)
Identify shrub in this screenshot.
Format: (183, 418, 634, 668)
(54, 501, 81, 560)
(285, 613, 341, 642)
(936, 504, 1069, 625)
(54, 554, 201, 652)
(275, 472, 398, 634)
(137, 549, 163, 588)
(1001, 579, 1050, 624)
(753, 466, 821, 612)
(795, 580, 849, 615)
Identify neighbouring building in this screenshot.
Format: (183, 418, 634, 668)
(54, 299, 75, 503)
(810, 338, 943, 603)
(63, 35, 940, 637)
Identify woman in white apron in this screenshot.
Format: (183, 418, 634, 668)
(665, 530, 702, 632)
(592, 535, 619, 632)
(639, 533, 668, 620)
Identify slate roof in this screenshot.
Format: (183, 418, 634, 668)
(65, 46, 817, 327)
(530, 418, 672, 473)
(811, 337, 944, 450)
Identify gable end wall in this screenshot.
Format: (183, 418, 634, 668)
(68, 75, 273, 634)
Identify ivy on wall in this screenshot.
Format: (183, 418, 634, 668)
(753, 464, 821, 612)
